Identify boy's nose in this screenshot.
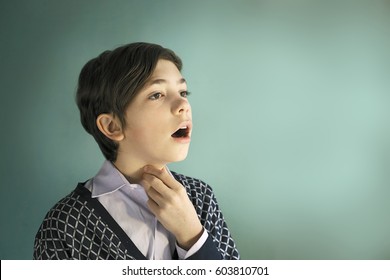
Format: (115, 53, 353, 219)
(172, 97, 191, 116)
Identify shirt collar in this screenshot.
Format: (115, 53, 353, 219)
(91, 160, 140, 198)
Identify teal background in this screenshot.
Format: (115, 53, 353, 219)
(1, 0, 389, 259)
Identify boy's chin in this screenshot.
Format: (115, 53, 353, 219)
(168, 151, 189, 163)
(158, 145, 190, 164)
(170, 154, 188, 163)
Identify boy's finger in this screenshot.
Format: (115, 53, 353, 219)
(142, 173, 171, 197)
(139, 179, 151, 192)
(143, 165, 181, 190)
(145, 186, 165, 207)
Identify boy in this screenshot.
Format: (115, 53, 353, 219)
(33, 42, 240, 260)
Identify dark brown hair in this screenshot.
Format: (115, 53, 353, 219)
(76, 42, 182, 161)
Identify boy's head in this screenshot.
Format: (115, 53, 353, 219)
(76, 42, 184, 162)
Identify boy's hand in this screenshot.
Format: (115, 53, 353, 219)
(141, 165, 203, 250)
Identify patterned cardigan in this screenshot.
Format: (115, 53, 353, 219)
(33, 172, 240, 260)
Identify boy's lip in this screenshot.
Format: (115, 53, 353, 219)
(171, 120, 192, 142)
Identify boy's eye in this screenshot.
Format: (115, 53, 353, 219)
(180, 91, 191, 98)
(149, 92, 163, 100)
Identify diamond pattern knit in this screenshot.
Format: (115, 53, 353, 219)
(33, 172, 240, 260)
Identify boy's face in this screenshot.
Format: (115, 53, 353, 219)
(117, 59, 192, 166)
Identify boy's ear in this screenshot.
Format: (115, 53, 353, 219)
(96, 113, 124, 141)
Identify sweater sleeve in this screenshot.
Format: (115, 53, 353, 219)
(173, 172, 240, 260)
(33, 206, 73, 260)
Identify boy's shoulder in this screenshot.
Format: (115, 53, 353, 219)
(170, 171, 216, 198)
(171, 171, 208, 187)
(41, 183, 91, 221)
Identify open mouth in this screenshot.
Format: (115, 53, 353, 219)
(171, 126, 190, 138)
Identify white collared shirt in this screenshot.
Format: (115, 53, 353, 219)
(84, 160, 208, 260)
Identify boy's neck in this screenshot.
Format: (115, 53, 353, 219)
(112, 157, 165, 184)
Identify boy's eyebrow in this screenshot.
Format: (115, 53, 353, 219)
(148, 78, 187, 86)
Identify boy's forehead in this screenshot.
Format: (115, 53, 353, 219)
(146, 62, 186, 84)
(146, 77, 187, 86)
(151, 59, 182, 75)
